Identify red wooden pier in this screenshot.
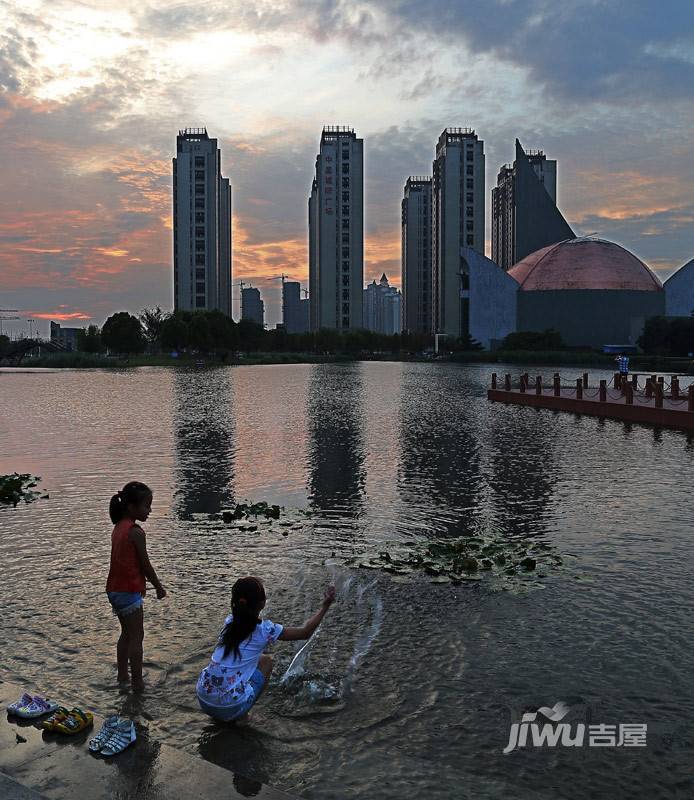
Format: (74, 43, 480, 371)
(488, 371, 694, 431)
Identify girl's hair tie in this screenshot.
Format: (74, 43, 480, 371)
(237, 598, 247, 605)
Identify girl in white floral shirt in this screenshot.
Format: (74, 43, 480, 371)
(197, 576, 335, 722)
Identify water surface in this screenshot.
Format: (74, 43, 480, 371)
(1, 362, 693, 798)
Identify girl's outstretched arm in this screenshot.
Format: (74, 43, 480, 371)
(130, 526, 167, 599)
(278, 585, 335, 641)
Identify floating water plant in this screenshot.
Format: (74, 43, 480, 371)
(347, 532, 566, 589)
(0, 473, 49, 507)
(221, 501, 281, 523)
(219, 502, 313, 536)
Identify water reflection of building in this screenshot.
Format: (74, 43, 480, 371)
(397, 366, 482, 537)
(172, 369, 235, 519)
(306, 363, 366, 512)
(485, 402, 556, 538)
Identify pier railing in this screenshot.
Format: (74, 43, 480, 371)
(490, 372, 694, 412)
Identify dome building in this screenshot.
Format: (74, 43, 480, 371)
(465, 238, 666, 349)
(507, 238, 664, 347)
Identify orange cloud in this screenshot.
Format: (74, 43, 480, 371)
(365, 230, 401, 287)
(232, 215, 307, 283)
(97, 247, 129, 257)
(568, 167, 690, 224)
(31, 311, 91, 321)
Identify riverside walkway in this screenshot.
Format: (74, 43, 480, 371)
(0, 679, 297, 800)
(488, 371, 694, 431)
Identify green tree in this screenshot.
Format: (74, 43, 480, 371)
(160, 314, 190, 351)
(140, 306, 166, 352)
(638, 316, 694, 356)
(0, 334, 9, 357)
(101, 312, 146, 354)
(76, 324, 103, 353)
(205, 310, 238, 351)
(189, 314, 213, 352)
(637, 316, 672, 354)
(238, 318, 266, 351)
(502, 329, 564, 351)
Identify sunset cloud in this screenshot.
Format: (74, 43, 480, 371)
(2, 0, 694, 334)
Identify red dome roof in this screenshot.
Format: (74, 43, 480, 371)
(508, 238, 663, 292)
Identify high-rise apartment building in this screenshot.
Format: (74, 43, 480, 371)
(491, 139, 574, 270)
(241, 286, 264, 326)
(308, 126, 364, 332)
(432, 128, 485, 338)
(173, 128, 232, 315)
(401, 176, 432, 334)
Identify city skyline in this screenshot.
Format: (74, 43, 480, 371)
(2, 1, 694, 333)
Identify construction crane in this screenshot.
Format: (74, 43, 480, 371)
(266, 273, 295, 285)
(0, 309, 19, 337)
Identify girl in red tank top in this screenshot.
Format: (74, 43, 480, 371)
(106, 481, 167, 692)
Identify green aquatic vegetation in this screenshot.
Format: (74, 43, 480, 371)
(0, 473, 49, 507)
(219, 502, 314, 537)
(221, 501, 282, 523)
(347, 532, 567, 589)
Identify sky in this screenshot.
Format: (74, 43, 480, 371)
(2, 0, 694, 332)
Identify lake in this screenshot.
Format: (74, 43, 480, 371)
(1, 361, 693, 799)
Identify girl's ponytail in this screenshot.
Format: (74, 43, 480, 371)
(220, 577, 266, 660)
(109, 492, 125, 524)
(109, 482, 152, 524)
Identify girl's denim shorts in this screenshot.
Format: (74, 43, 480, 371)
(107, 591, 144, 617)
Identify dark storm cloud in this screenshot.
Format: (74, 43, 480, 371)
(384, 0, 694, 102)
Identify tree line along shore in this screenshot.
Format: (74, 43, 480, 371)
(2, 308, 693, 372)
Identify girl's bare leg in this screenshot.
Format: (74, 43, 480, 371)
(234, 654, 274, 723)
(121, 608, 145, 690)
(116, 614, 130, 683)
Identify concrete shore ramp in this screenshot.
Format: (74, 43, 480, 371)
(0, 679, 298, 800)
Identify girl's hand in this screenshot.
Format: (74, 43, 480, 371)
(323, 585, 336, 607)
(156, 585, 167, 600)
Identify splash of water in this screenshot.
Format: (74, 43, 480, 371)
(341, 594, 383, 695)
(280, 626, 320, 685)
(280, 571, 383, 697)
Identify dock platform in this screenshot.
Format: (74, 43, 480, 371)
(488, 371, 694, 431)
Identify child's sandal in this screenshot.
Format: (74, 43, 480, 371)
(100, 719, 136, 757)
(41, 707, 70, 731)
(88, 715, 119, 752)
(54, 708, 93, 734)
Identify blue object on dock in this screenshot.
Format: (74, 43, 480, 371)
(602, 344, 637, 354)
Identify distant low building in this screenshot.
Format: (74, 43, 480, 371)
(664, 258, 694, 317)
(363, 274, 402, 335)
(241, 287, 264, 327)
(299, 298, 310, 332)
(50, 321, 81, 351)
(283, 281, 309, 334)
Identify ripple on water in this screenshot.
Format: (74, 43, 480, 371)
(2, 363, 694, 799)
